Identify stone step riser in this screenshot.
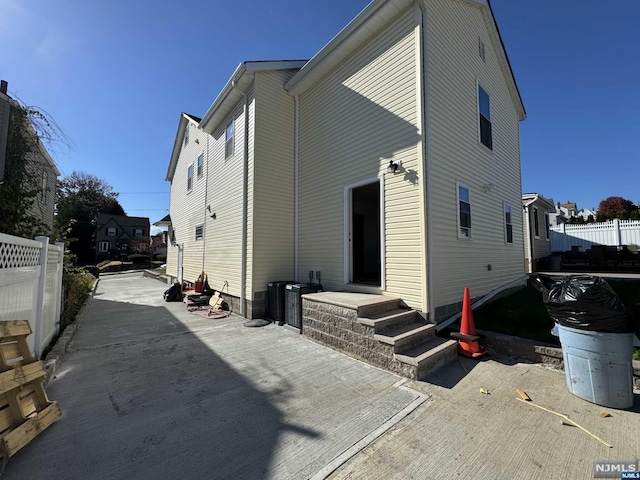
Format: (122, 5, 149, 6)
(393, 328, 436, 354)
(360, 311, 418, 333)
(357, 300, 401, 319)
(416, 343, 458, 379)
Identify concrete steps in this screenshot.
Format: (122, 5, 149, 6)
(301, 292, 458, 380)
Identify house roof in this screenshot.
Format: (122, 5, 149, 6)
(522, 193, 555, 211)
(284, 0, 525, 121)
(199, 60, 308, 136)
(153, 214, 171, 226)
(559, 202, 577, 209)
(165, 112, 201, 182)
(97, 213, 150, 227)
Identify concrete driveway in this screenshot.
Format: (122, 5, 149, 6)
(3, 273, 421, 480)
(4, 272, 639, 479)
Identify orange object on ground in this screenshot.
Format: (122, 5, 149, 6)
(455, 287, 487, 358)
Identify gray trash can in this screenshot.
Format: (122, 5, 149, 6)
(557, 324, 634, 409)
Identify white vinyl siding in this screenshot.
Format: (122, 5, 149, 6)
(166, 118, 209, 284)
(251, 70, 298, 295)
(427, 0, 525, 314)
(297, 8, 423, 308)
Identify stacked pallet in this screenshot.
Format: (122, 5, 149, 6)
(0, 320, 61, 458)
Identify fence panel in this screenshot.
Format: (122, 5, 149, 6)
(550, 220, 640, 252)
(0, 233, 64, 357)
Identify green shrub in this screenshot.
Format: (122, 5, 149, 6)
(155, 253, 166, 261)
(83, 265, 100, 278)
(61, 270, 95, 330)
(128, 254, 150, 264)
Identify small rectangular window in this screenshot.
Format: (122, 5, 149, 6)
(99, 241, 111, 253)
(533, 207, 540, 238)
(504, 204, 513, 244)
(479, 38, 485, 62)
(197, 154, 203, 177)
(457, 184, 471, 239)
(545, 212, 550, 240)
(107, 227, 117, 236)
(187, 164, 193, 191)
(225, 120, 234, 158)
(184, 124, 189, 147)
(41, 172, 47, 203)
(134, 228, 144, 237)
(478, 85, 492, 150)
(195, 224, 203, 240)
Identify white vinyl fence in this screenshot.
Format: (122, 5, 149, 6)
(0, 233, 64, 358)
(550, 219, 640, 252)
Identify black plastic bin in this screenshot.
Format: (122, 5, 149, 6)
(267, 281, 294, 325)
(285, 283, 323, 333)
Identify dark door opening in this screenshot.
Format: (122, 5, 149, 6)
(351, 181, 381, 286)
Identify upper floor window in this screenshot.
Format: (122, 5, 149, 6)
(504, 204, 513, 244)
(457, 183, 471, 239)
(197, 154, 204, 177)
(187, 164, 193, 191)
(225, 120, 234, 158)
(184, 124, 189, 147)
(478, 85, 492, 150)
(41, 171, 47, 203)
(107, 227, 117, 236)
(134, 228, 144, 237)
(533, 207, 540, 238)
(478, 38, 486, 62)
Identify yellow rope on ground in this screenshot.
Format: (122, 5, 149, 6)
(516, 398, 613, 448)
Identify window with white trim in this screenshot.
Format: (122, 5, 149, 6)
(197, 154, 203, 177)
(107, 227, 117, 236)
(195, 224, 203, 240)
(545, 212, 550, 240)
(187, 164, 193, 191)
(478, 85, 492, 150)
(183, 124, 189, 147)
(225, 120, 234, 158)
(504, 204, 513, 244)
(533, 207, 540, 238)
(98, 241, 111, 253)
(457, 183, 471, 239)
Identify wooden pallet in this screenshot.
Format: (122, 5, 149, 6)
(0, 320, 61, 458)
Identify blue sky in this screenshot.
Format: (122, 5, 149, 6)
(1, 0, 638, 231)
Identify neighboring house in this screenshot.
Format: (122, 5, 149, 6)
(165, 0, 526, 321)
(550, 202, 596, 225)
(96, 214, 150, 260)
(576, 207, 597, 222)
(522, 193, 555, 273)
(0, 80, 59, 234)
(557, 201, 578, 218)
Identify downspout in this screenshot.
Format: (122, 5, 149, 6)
(419, 5, 435, 323)
(202, 132, 210, 272)
(524, 204, 533, 273)
(238, 86, 250, 317)
(294, 95, 300, 282)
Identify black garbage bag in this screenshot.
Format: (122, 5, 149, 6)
(531, 274, 635, 334)
(164, 283, 183, 302)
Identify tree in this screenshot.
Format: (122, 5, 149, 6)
(55, 171, 125, 264)
(596, 196, 638, 221)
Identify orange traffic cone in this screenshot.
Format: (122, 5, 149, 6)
(454, 287, 487, 358)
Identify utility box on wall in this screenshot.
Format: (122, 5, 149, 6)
(285, 283, 323, 333)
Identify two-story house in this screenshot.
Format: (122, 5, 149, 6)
(95, 214, 150, 260)
(165, 0, 526, 321)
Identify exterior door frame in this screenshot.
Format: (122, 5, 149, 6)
(343, 175, 385, 289)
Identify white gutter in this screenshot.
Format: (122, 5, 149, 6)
(240, 89, 250, 317)
(420, 5, 435, 323)
(294, 95, 300, 282)
(200, 64, 246, 130)
(524, 204, 533, 273)
(436, 274, 529, 332)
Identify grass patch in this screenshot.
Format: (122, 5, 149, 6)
(474, 278, 640, 347)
